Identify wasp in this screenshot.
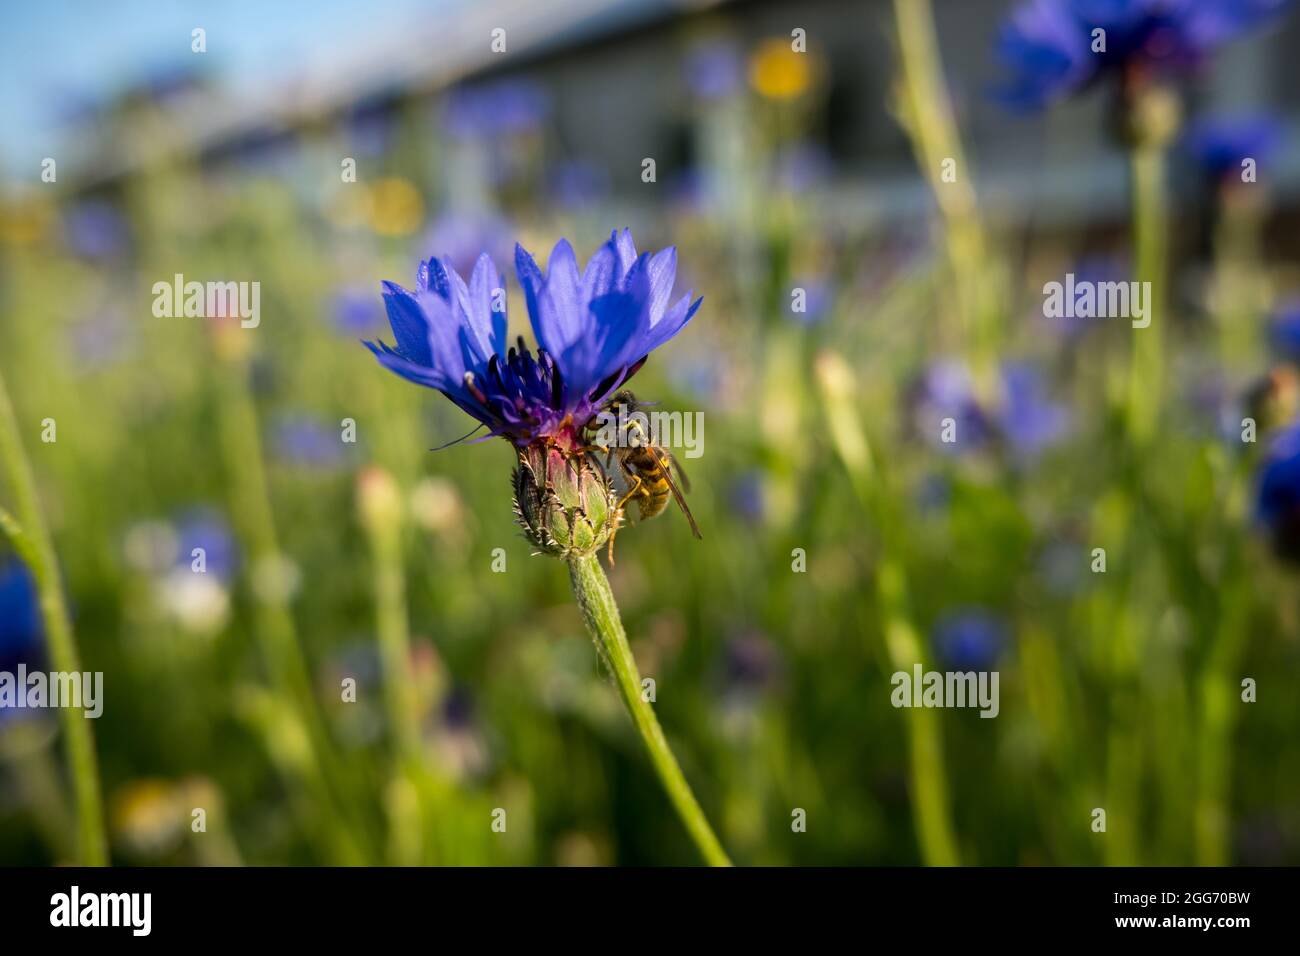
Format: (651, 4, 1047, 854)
(585, 390, 701, 560)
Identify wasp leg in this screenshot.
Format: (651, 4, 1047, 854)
(607, 472, 643, 565)
(615, 472, 643, 514)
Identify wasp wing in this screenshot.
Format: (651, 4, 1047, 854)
(648, 444, 702, 539)
(668, 453, 692, 493)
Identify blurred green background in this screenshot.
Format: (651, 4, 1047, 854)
(1, 0, 1299, 866)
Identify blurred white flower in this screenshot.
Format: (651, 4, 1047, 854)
(157, 568, 230, 636)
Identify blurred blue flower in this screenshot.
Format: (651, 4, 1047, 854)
(1184, 113, 1281, 179)
(685, 41, 745, 101)
(667, 168, 707, 212)
(996, 0, 1291, 110)
(911, 360, 993, 453)
(549, 159, 612, 209)
(330, 285, 383, 335)
(442, 80, 549, 141)
(0, 556, 46, 726)
(729, 471, 766, 524)
(441, 685, 477, 731)
(912, 361, 1069, 458)
(790, 278, 833, 325)
(68, 307, 132, 370)
(996, 0, 1093, 110)
(932, 610, 1008, 671)
(915, 472, 953, 513)
(0, 556, 44, 670)
(1255, 421, 1300, 562)
(773, 142, 833, 192)
(63, 200, 129, 260)
(720, 632, 783, 696)
(1185, 370, 1250, 445)
(1268, 299, 1300, 363)
(174, 509, 238, 583)
(271, 414, 347, 469)
(1043, 255, 1131, 341)
(666, 353, 722, 403)
(999, 362, 1072, 458)
(367, 229, 701, 446)
(422, 212, 513, 277)
(346, 95, 400, 158)
(432, 684, 490, 779)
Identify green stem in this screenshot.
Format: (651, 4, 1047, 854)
(358, 470, 438, 864)
(816, 354, 962, 865)
(877, 561, 961, 866)
(0, 368, 108, 865)
(1194, 464, 1252, 865)
(1101, 116, 1171, 865)
(213, 354, 369, 864)
(892, 0, 997, 371)
(566, 553, 732, 867)
(1125, 141, 1167, 446)
(364, 504, 422, 764)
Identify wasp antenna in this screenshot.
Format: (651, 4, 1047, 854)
(429, 423, 487, 452)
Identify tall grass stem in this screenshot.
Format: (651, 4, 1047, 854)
(0, 368, 108, 865)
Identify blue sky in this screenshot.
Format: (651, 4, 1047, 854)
(0, 0, 452, 177)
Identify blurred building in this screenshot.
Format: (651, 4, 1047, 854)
(42, 0, 1300, 230)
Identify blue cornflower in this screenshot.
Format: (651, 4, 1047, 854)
(0, 557, 45, 725)
(346, 95, 400, 158)
(685, 40, 745, 102)
(1255, 421, 1300, 562)
(999, 362, 1072, 458)
(911, 361, 1069, 458)
(442, 79, 549, 142)
(63, 200, 129, 260)
(790, 278, 833, 326)
(0, 556, 43, 665)
(1184, 113, 1281, 179)
(996, 0, 1291, 111)
(175, 509, 238, 583)
(330, 285, 383, 335)
(932, 610, 1008, 671)
(421, 212, 513, 278)
(366, 229, 701, 450)
(729, 471, 766, 524)
(1268, 299, 1300, 363)
(549, 159, 612, 210)
(773, 142, 833, 193)
(911, 360, 994, 453)
(68, 307, 132, 370)
(1040, 254, 1131, 341)
(271, 414, 348, 469)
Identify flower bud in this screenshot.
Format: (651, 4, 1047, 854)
(1114, 80, 1181, 149)
(512, 443, 616, 559)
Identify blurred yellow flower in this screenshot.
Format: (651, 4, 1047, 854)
(112, 779, 185, 855)
(0, 196, 54, 245)
(749, 38, 814, 101)
(366, 177, 424, 237)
